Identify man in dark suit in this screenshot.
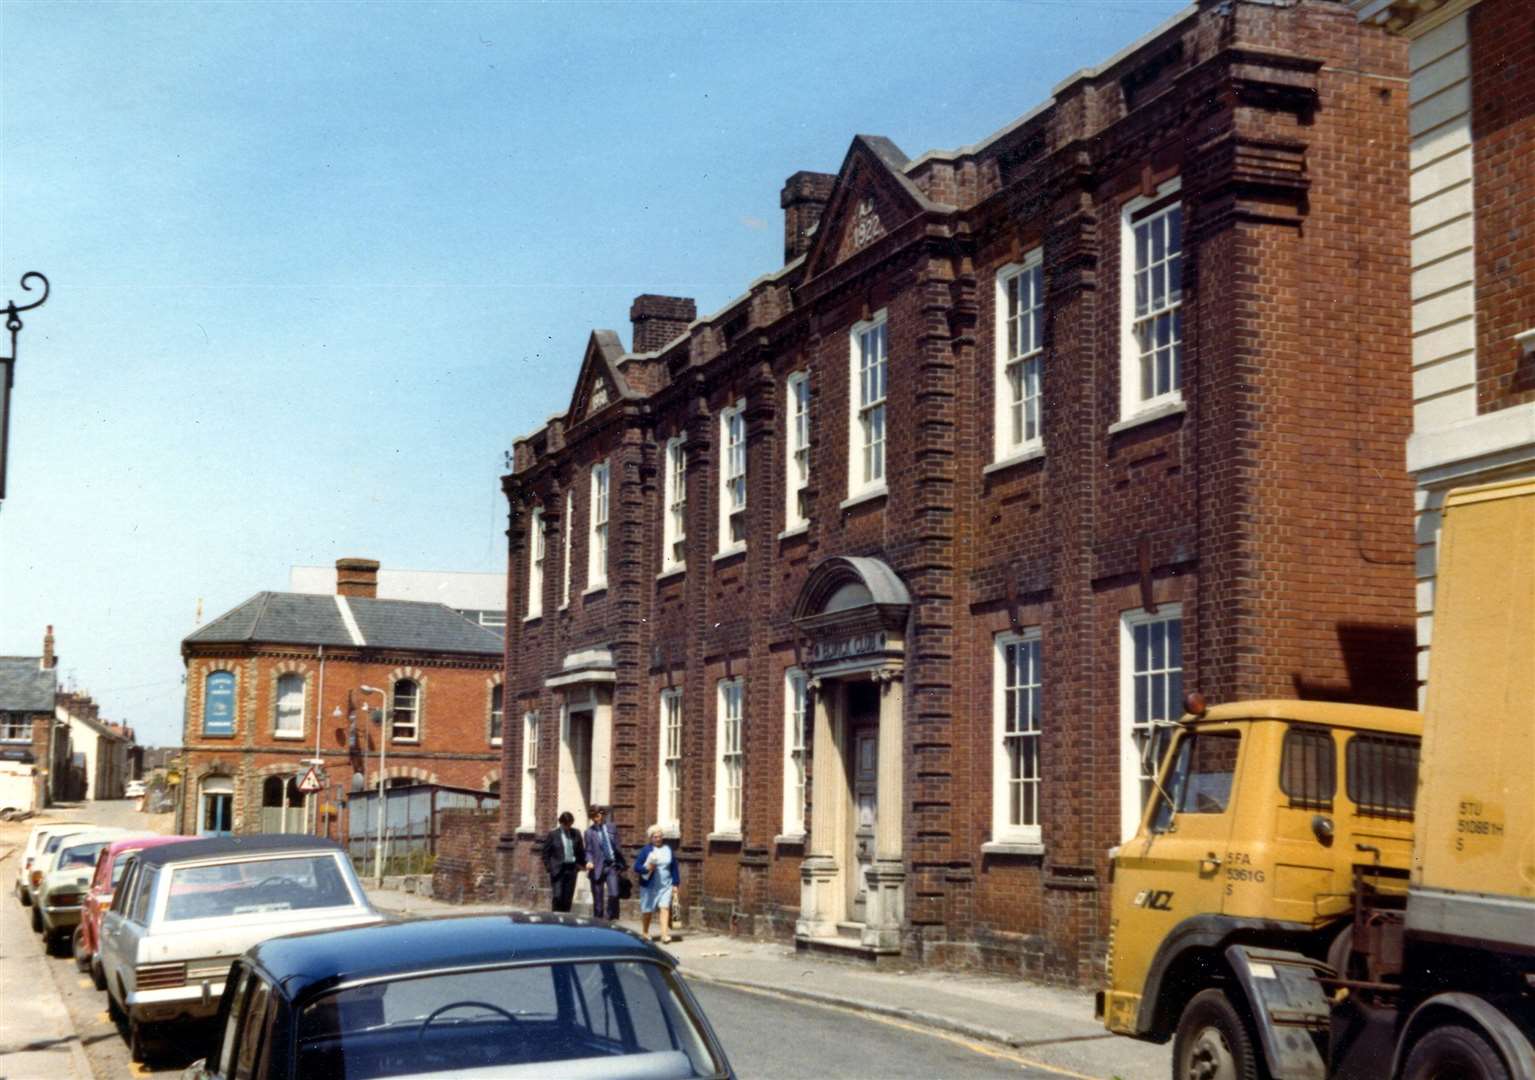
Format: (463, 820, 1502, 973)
(542, 811, 585, 913)
(583, 804, 626, 921)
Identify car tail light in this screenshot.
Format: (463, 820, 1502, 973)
(135, 962, 187, 990)
(29, 870, 42, 889)
(185, 957, 235, 982)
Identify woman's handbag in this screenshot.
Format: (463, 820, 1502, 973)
(618, 873, 633, 900)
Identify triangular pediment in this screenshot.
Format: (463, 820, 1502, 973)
(803, 135, 935, 279)
(567, 330, 631, 423)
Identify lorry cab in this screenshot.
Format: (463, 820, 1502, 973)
(1102, 699, 1421, 1041)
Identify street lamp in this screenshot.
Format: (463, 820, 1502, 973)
(358, 685, 388, 886)
(1, 272, 50, 510)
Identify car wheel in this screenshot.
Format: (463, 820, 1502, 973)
(90, 955, 106, 991)
(1172, 988, 1264, 1080)
(128, 1018, 148, 1064)
(72, 927, 90, 971)
(30, 904, 43, 932)
(1404, 1025, 1510, 1080)
(107, 986, 124, 1025)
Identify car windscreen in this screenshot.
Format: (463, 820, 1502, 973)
(58, 841, 109, 870)
(163, 854, 356, 921)
(296, 960, 724, 1080)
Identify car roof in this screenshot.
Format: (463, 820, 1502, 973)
(249, 913, 675, 1000)
(56, 829, 128, 849)
(1192, 700, 1422, 736)
(131, 833, 346, 869)
(104, 834, 193, 858)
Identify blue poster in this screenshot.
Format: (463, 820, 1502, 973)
(204, 670, 236, 736)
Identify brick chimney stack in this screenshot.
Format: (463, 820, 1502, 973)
(781, 171, 836, 263)
(42, 625, 56, 669)
(629, 295, 696, 354)
(335, 558, 380, 599)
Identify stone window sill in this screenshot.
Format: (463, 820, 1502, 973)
(516, 826, 538, 838)
(707, 830, 743, 844)
(774, 832, 806, 847)
(583, 583, 608, 598)
(713, 545, 746, 564)
(839, 486, 888, 512)
(983, 446, 1045, 476)
(1107, 398, 1186, 436)
(273, 732, 305, 741)
(656, 565, 686, 582)
(392, 738, 420, 746)
(523, 612, 543, 624)
(981, 840, 1046, 857)
(777, 523, 809, 541)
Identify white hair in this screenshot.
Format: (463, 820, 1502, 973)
(646, 823, 664, 838)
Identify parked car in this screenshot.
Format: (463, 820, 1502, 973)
(35, 830, 138, 953)
(125, 780, 147, 799)
(182, 913, 735, 1080)
(76, 834, 196, 987)
(14, 820, 87, 905)
(27, 826, 127, 914)
(100, 834, 383, 1062)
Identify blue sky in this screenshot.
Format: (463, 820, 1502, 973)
(0, 0, 1186, 746)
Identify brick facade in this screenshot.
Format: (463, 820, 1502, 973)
(499, 0, 1416, 984)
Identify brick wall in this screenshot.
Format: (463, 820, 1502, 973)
(500, 1, 1415, 984)
(433, 808, 501, 903)
(1470, 0, 1535, 410)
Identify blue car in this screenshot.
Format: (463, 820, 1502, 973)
(183, 912, 734, 1080)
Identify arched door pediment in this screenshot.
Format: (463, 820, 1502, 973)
(792, 557, 910, 677)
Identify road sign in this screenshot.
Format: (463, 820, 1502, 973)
(297, 766, 325, 794)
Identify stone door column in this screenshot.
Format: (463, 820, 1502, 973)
(862, 672, 905, 952)
(798, 681, 846, 938)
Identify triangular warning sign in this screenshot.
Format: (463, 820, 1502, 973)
(297, 766, 324, 793)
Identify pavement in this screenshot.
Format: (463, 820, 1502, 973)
(0, 835, 93, 1080)
(364, 886, 1166, 1080)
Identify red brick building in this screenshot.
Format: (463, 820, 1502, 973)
(1350, 0, 1535, 696)
(499, 0, 1418, 982)
(176, 559, 506, 841)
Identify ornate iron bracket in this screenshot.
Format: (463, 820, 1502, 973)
(2, 272, 51, 503)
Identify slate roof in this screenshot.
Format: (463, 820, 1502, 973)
(0, 657, 57, 711)
(184, 592, 503, 656)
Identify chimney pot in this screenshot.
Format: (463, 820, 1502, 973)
(42, 625, 56, 670)
(629, 295, 696, 354)
(781, 171, 837, 263)
(335, 558, 381, 599)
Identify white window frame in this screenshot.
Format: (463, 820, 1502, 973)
(848, 312, 889, 499)
(0, 712, 29, 742)
(718, 400, 747, 555)
(588, 461, 610, 591)
(273, 673, 306, 740)
(782, 668, 808, 838)
(561, 490, 574, 609)
(657, 688, 683, 833)
(391, 678, 421, 743)
(489, 684, 504, 746)
(661, 437, 687, 573)
(526, 506, 545, 620)
(1119, 604, 1184, 840)
(784, 372, 811, 530)
(994, 251, 1045, 462)
(1119, 177, 1184, 421)
(519, 709, 539, 831)
(714, 677, 744, 834)
(992, 630, 1043, 846)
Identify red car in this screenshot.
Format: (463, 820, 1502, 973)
(75, 834, 194, 988)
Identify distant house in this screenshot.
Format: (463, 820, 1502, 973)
(0, 627, 64, 808)
(55, 691, 133, 800)
(177, 558, 506, 841)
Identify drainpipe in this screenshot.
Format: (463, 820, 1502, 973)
(313, 646, 326, 835)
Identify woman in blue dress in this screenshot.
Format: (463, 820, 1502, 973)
(634, 825, 678, 943)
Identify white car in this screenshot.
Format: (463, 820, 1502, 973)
(35, 831, 136, 953)
(99, 834, 383, 1062)
(14, 821, 87, 905)
(124, 780, 147, 799)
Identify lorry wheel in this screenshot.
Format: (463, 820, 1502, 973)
(1172, 989, 1263, 1080)
(1404, 1025, 1510, 1080)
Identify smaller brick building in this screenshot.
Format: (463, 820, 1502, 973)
(0, 630, 62, 811)
(176, 558, 506, 841)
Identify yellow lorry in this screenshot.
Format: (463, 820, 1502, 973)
(1098, 477, 1534, 1080)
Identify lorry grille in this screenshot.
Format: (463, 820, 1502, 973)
(135, 962, 187, 990)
